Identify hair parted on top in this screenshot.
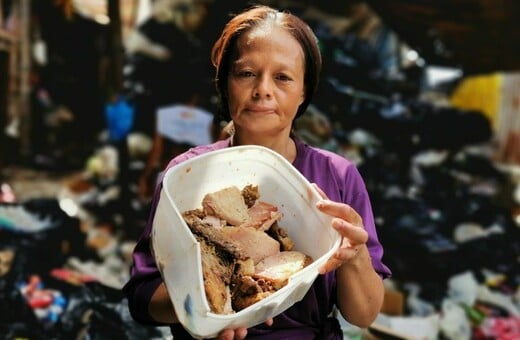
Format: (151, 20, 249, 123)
(210, 5, 322, 121)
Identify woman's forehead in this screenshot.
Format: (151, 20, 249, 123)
(232, 27, 304, 71)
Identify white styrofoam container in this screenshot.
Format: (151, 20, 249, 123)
(151, 145, 341, 338)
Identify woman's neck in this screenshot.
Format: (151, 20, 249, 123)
(231, 132, 297, 163)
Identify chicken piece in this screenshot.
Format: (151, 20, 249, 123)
(253, 251, 313, 290)
(242, 201, 283, 231)
(220, 226, 280, 264)
(202, 186, 249, 226)
(231, 276, 275, 311)
(267, 223, 294, 251)
(195, 235, 236, 314)
(183, 211, 243, 314)
(182, 212, 243, 260)
(182, 184, 313, 314)
(203, 214, 226, 228)
(235, 258, 255, 277)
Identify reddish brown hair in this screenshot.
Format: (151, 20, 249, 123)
(211, 5, 322, 121)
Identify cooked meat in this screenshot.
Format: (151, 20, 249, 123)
(231, 276, 276, 311)
(230, 251, 312, 311)
(242, 201, 283, 231)
(183, 210, 242, 314)
(220, 226, 280, 264)
(182, 184, 313, 314)
(203, 214, 226, 228)
(195, 235, 236, 314)
(182, 211, 243, 259)
(241, 184, 260, 208)
(253, 251, 313, 290)
(235, 258, 255, 277)
(267, 223, 294, 251)
(183, 208, 205, 220)
(202, 186, 249, 226)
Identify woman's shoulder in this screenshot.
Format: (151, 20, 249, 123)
(294, 140, 368, 204)
(296, 139, 357, 170)
(166, 139, 229, 168)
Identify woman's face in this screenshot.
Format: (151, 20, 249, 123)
(227, 25, 305, 138)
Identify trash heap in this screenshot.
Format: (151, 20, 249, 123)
(2, 2, 518, 338)
(296, 97, 520, 339)
(0, 152, 167, 339)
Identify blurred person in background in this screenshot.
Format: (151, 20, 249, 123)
(124, 0, 214, 124)
(123, 4, 391, 339)
(123, 0, 217, 200)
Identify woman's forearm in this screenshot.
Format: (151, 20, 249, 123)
(336, 245, 385, 328)
(149, 282, 179, 324)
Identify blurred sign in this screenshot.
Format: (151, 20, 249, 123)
(156, 104, 213, 146)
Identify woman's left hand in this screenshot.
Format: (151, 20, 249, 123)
(216, 319, 273, 340)
(313, 184, 369, 274)
(216, 327, 248, 340)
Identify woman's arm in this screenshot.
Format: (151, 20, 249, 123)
(149, 282, 179, 324)
(335, 243, 384, 327)
(314, 186, 385, 328)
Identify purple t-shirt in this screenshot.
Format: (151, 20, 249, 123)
(123, 138, 391, 339)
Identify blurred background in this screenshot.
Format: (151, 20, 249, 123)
(0, 0, 519, 339)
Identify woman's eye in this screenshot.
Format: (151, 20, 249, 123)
(238, 71, 254, 77)
(277, 74, 291, 81)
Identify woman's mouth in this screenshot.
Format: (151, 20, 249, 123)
(246, 105, 276, 113)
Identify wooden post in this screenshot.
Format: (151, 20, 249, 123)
(107, 0, 123, 97)
(0, 0, 31, 166)
(18, 0, 31, 159)
(107, 0, 131, 226)
(0, 21, 14, 169)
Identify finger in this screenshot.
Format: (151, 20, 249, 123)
(331, 218, 368, 245)
(316, 200, 363, 227)
(234, 328, 248, 339)
(319, 243, 364, 274)
(264, 318, 273, 326)
(217, 329, 234, 340)
(319, 255, 342, 274)
(217, 328, 247, 340)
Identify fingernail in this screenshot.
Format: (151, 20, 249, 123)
(316, 199, 329, 208)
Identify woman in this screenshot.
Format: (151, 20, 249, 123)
(123, 5, 391, 339)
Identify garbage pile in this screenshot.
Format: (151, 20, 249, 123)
(0, 143, 168, 339)
(295, 96, 520, 339)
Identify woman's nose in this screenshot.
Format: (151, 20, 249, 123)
(253, 76, 272, 98)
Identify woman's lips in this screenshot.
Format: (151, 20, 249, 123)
(246, 106, 276, 113)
